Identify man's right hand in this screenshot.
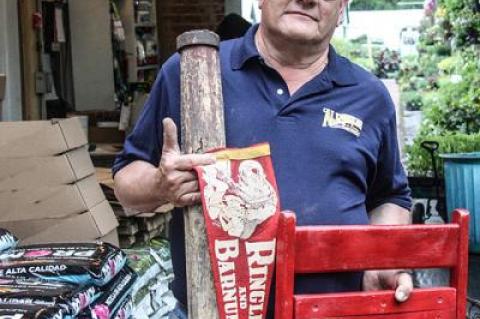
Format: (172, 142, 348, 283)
(156, 118, 216, 207)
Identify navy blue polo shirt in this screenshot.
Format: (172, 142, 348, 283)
(113, 25, 411, 313)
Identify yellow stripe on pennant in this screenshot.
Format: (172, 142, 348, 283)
(214, 143, 271, 160)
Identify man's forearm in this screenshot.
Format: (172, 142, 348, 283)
(369, 203, 411, 225)
(114, 160, 168, 212)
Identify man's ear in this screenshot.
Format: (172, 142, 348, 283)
(337, 0, 349, 26)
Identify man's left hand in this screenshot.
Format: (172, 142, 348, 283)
(363, 269, 413, 302)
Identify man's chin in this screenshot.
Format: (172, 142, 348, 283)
(280, 30, 321, 45)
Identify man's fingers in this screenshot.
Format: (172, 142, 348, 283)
(177, 180, 199, 197)
(162, 118, 180, 153)
(175, 154, 216, 170)
(175, 192, 202, 207)
(177, 171, 198, 183)
(395, 272, 413, 303)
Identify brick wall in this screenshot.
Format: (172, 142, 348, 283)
(157, 0, 225, 63)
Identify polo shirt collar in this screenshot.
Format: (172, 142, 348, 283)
(231, 24, 261, 70)
(230, 24, 358, 87)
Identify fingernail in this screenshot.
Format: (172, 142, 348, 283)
(396, 291, 406, 302)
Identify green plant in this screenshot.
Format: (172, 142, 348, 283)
(350, 0, 399, 10)
(331, 37, 374, 71)
(405, 133, 480, 176)
(401, 90, 424, 111)
(451, 8, 480, 46)
(373, 48, 400, 78)
(420, 48, 480, 134)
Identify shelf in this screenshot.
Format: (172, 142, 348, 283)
(135, 23, 156, 28)
(137, 64, 158, 71)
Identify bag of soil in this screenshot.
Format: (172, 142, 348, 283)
(0, 278, 98, 316)
(0, 304, 71, 319)
(111, 297, 133, 319)
(0, 243, 126, 286)
(0, 228, 17, 252)
(82, 266, 137, 319)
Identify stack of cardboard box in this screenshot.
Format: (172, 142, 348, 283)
(0, 118, 119, 245)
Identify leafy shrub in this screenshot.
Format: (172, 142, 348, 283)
(420, 48, 480, 134)
(406, 133, 480, 176)
(401, 90, 424, 111)
(331, 37, 374, 71)
(404, 0, 480, 176)
(373, 48, 400, 78)
(350, 0, 399, 10)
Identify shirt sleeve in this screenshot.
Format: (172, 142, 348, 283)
(112, 55, 181, 176)
(365, 101, 412, 212)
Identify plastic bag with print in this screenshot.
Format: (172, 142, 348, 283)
(0, 305, 71, 319)
(80, 266, 136, 319)
(0, 229, 17, 253)
(0, 278, 98, 316)
(0, 243, 126, 287)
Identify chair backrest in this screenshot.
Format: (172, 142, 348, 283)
(275, 209, 470, 319)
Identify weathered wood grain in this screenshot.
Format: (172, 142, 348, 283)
(177, 30, 224, 319)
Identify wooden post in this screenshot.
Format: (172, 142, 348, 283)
(177, 30, 224, 319)
(0, 74, 5, 121)
(18, 0, 41, 120)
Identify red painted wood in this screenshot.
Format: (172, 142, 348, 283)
(274, 210, 470, 319)
(294, 288, 456, 317)
(298, 310, 456, 319)
(450, 209, 470, 319)
(294, 224, 459, 273)
(275, 212, 296, 319)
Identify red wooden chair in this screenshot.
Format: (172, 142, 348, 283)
(275, 209, 470, 319)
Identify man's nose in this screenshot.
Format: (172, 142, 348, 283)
(295, 0, 318, 9)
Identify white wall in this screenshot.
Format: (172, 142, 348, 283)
(241, 0, 260, 23)
(69, 0, 115, 111)
(0, 0, 23, 121)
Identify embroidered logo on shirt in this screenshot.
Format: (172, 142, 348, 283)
(322, 107, 363, 137)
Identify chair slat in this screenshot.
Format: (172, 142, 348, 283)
(294, 310, 456, 319)
(294, 224, 459, 273)
(294, 288, 456, 318)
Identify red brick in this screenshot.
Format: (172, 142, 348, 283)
(157, 0, 225, 62)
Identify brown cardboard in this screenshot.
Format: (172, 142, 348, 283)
(100, 229, 120, 247)
(0, 74, 5, 101)
(0, 147, 94, 191)
(5, 200, 119, 245)
(0, 118, 87, 157)
(0, 174, 105, 222)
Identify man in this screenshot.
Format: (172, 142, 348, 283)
(113, 0, 413, 318)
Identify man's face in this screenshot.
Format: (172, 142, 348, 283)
(259, 0, 348, 45)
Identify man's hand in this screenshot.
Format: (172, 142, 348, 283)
(366, 204, 413, 302)
(113, 118, 215, 212)
(156, 118, 216, 207)
(363, 269, 413, 302)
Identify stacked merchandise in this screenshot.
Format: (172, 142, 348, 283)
(94, 169, 177, 318)
(0, 118, 118, 244)
(95, 167, 172, 249)
(0, 230, 134, 319)
(125, 239, 176, 319)
(117, 213, 171, 249)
